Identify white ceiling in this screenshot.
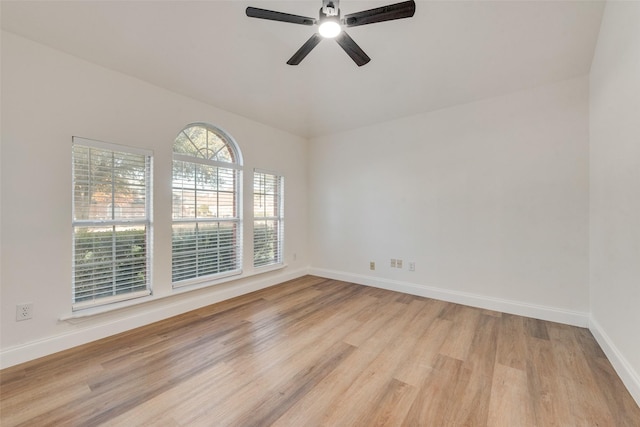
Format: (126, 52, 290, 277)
(1, 1, 604, 138)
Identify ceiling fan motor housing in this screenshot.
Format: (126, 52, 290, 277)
(318, 6, 341, 34)
(322, 0, 340, 17)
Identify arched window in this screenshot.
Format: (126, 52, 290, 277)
(172, 123, 243, 285)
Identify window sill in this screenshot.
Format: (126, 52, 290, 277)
(252, 262, 287, 275)
(60, 263, 288, 321)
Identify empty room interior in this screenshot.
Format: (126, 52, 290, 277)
(1, 0, 639, 425)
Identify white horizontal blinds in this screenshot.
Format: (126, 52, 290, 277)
(72, 138, 152, 310)
(172, 124, 242, 286)
(253, 170, 284, 268)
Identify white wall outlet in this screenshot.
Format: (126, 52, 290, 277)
(409, 262, 415, 271)
(390, 259, 397, 268)
(16, 303, 33, 321)
(370, 261, 375, 270)
(397, 259, 403, 269)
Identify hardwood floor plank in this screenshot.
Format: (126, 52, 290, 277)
(393, 316, 453, 387)
(495, 313, 527, 371)
(549, 325, 615, 426)
(1, 276, 639, 426)
(273, 298, 433, 426)
(0, 382, 92, 426)
(225, 341, 356, 427)
(526, 336, 574, 426)
(573, 328, 640, 426)
(269, 346, 382, 427)
(401, 354, 466, 425)
(357, 378, 417, 427)
(174, 282, 377, 425)
(341, 298, 406, 347)
(270, 326, 405, 426)
(317, 300, 430, 425)
(523, 316, 551, 340)
(446, 314, 499, 426)
(100, 362, 235, 427)
(487, 363, 535, 427)
(438, 304, 483, 361)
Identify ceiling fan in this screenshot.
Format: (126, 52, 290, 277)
(246, 0, 416, 66)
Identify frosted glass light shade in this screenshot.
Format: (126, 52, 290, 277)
(319, 21, 341, 38)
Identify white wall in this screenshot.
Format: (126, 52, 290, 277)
(589, 2, 640, 404)
(309, 76, 590, 324)
(0, 32, 309, 368)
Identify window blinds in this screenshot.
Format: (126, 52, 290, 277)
(171, 124, 243, 286)
(253, 170, 284, 268)
(72, 137, 152, 310)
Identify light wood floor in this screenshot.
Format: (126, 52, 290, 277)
(2, 276, 639, 426)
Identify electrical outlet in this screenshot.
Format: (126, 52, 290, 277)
(409, 262, 415, 271)
(370, 261, 375, 270)
(390, 259, 397, 268)
(397, 259, 403, 269)
(16, 303, 33, 321)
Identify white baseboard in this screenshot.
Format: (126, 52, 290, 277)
(0, 268, 309, 370)
(309, 268, 589, 327)
(589, 317, 640, 407)
(0, 267, 594, 370)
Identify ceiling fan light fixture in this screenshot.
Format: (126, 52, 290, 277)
(246, 0, 416, 65)
(318, 20, 341, 38)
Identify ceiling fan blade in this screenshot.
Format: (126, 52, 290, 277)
(335, 31, 371, 66)
(343, 0, 415, 27)
(287, 33, 323, 65)
(246, 7, 316, 26)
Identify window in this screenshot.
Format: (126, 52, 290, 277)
(172, 123, 243, 285)
(253, 170, 284, 268)
(72, 137, 152, 310)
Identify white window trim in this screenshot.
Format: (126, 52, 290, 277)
(173, 153, 242, 170)
(171, 123, 243, 287)
(71, 137, 153, 311)
(59, 263, 287, 321)
(253, 169, 284, 269)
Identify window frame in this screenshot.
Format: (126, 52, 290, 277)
(171, 123, 243, 288)
(71, 137, 153, 311)
(253, 169, 284, 269)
